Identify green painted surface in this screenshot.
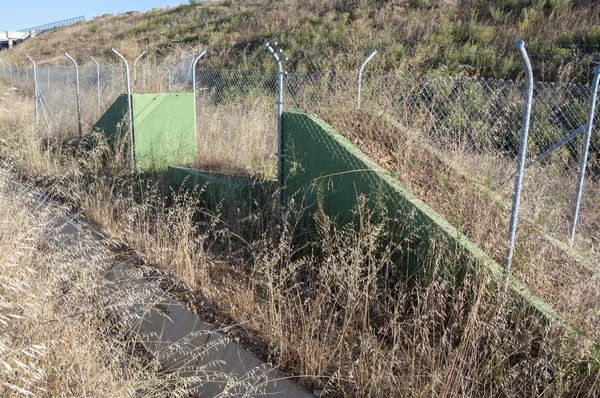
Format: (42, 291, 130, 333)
(92, 93, 196, 170)
(168, 166, 276, 211)
(132, 93, 195, 170)
(282, 110, 560, 323)
(92, 94, 129, 147)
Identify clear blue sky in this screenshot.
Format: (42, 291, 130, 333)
(1, 0, 184, 31)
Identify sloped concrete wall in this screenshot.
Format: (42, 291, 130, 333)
(93, 93, 195, 170)
(168, 166, 275, 212)
(282, 110, 559, 322)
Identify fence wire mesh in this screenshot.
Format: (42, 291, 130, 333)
(1, 54, 599, 336)
(282, 68, 600, 338)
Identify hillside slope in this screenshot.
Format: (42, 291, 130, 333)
(2, 0, 600, 80)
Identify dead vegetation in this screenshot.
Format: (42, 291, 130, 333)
(2, 70, 600, 397)
(0, 167, 192, 396)
(327, 109, 600, 341)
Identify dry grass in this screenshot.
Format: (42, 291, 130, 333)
(0, 167, 192, 396)
(2, 74, 600, 397)
(194, 97, 276, 178)
(327, 109, 600, 341)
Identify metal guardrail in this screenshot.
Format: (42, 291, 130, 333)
(18, 16, 85, 34)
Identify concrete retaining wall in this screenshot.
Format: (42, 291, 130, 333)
(282, 110, 560, 322)
(93, 93, 195, 170)
(168, 166, 276, 212)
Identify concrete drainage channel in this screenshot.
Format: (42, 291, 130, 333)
(38, 192, 312, 397)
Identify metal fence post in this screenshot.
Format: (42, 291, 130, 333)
(570, 61, 600, 246)
(185, 49, 194, 84)
(133, 51, 146, 90)
(91, 57, 101, 116)
(16, 65, 20, 85)
(191, 50, 207, 157)
(180, 48, 185, 83)
(264, 42, 287, 212)
(25, 54, 39, 133)
(358, 50, 377, 110)
(65, 53, 83, 139)
(140, 61, 148, 88)
(504, 40, 534, 289)
(164, 66, 172, 92)
(111, 48, 135, 171)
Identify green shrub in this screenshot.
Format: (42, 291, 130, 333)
(547, 0, 571, 11)
(584, 26, 600, 45)
(133, 22, 149, 34)
(519, 5, 543, 30)
(489, 5, 507, 23)
(463, 22, 495, 45)
(499, 0, 529, 11)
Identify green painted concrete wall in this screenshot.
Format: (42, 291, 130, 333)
(282, 110, 560, 322)
(132, 93, 195, 170)
(92, 93, 195, 171)
(168, 166, 276, 212)
(92, 94, 129, 147)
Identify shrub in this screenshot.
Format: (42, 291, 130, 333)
(547, 0, 571, 11)
(584, 26, 600, 45)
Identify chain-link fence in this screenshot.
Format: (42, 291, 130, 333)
(1, 47, 599, 335)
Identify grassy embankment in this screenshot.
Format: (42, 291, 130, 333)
(1, 0, 599, 81)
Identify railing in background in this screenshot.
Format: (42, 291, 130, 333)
(18, 16, 85, 34)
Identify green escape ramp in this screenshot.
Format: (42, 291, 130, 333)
(92, 96, 561, 325)
(281, 110, 560, 323)
(93, 93, 195, 170)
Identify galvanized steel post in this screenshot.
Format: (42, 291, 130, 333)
(91, 57, 101, 116)
(65, 53, 83, 139)
(504, 40, 534, 290)
(186, 49, 194, 84)
(139, 61, 148, 89)
(134, 51, 146, 90)
(24, 54, 39, 134)
(191, 50, 207, 157)
(358, 50, 377, 110)
(570, 61, 600, 246)
(111, 48, 135, 171)
(164, 65, 172, 92)
(263, 42, 287, 212)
